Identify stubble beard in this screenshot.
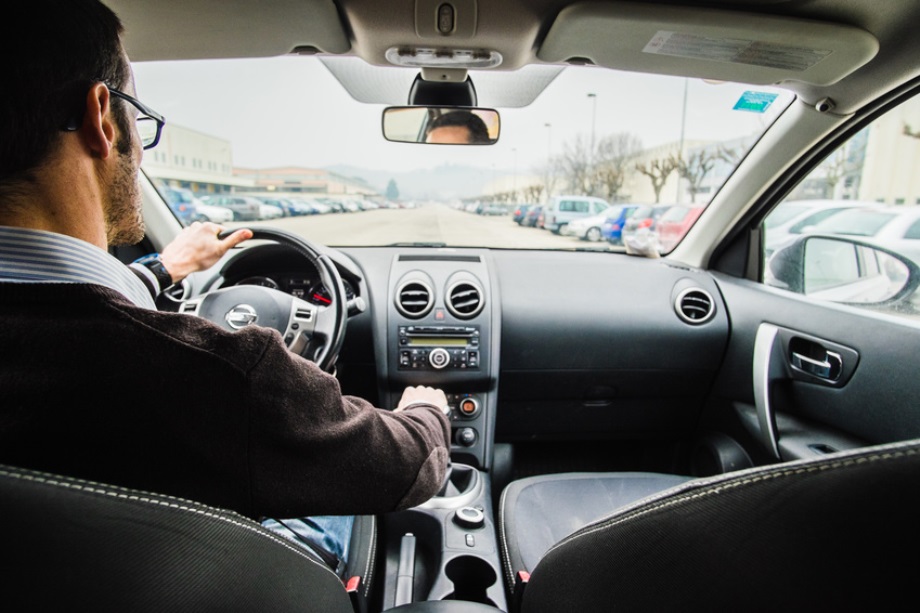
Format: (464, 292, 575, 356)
(104, 134, 146, 246)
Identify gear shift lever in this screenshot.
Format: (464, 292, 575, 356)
(436, 459, 456, 498)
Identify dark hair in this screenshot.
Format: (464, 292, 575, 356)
(0, 0, 129, 188)
(427, 111, 491, 144)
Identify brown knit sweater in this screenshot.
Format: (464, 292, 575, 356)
(0, 282, 451, 519)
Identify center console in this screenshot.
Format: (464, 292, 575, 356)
(382, 252, 499, 470)
(379, 463, 506, 611)
(377, 252, 505, 611)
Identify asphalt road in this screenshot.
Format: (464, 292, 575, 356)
(226, 203, 623, 251)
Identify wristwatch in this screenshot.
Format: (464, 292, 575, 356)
(133, 253, 174, 292)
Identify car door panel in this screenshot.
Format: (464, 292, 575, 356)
(711, 273, 920, 462)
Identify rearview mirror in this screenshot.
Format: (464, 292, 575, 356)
(382, 107, 500, 145)
(765, 235, 920, 305)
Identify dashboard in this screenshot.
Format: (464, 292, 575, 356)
(235, 274, 357, 307)
(173, 241, 730, 472)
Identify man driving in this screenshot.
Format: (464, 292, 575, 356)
(0, 0, 452, 572)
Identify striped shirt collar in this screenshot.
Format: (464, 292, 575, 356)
(0, 225, 157, 309)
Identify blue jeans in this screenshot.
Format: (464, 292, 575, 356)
(261, 515, 354, 572)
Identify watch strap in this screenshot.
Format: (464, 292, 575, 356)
(131, 253, 174, 295)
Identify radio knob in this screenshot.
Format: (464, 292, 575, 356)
(429, 347, 450, 369)
(456, 427, 477, 447)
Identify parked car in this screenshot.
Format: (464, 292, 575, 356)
(255, 196, 306, 217)
(565, 204, 637, 242)
(192, 200, 234, 224)
(795, 205, 920, 265)
(621, 204, 674, 248)
(522, 205, 544, 227)
(479, 203, 507, 216)
(11, 0, 920, 610)
(656, 204, 707, 252)
(160, 186, 199, 226)
(257, 202, 285, 219)
(199, 195, 263, 221)
(764, 199, 880, 256)
(512, 204, 533, 224)
(541, 195, 610, 234)
(601, 204, 641, 245)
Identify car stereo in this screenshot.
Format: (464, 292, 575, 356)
(397, 325, 481, 370)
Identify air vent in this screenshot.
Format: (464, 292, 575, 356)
(395, 280, 434, 318)
(446, 281, 485, 319)
(675, 288, 715, 324)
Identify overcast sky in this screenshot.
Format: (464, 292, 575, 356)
(133, 56, 793, 174)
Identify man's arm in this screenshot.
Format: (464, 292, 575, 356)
(243, 337, 452, 519)
(130, 222, 253, 296)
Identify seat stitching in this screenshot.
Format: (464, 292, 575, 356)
(498, 484, 515, 590)
(546, 446, 919, 557)
(362, 516, 377, 598)
(0, 468, 338, 574)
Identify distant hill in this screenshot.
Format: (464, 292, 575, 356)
(326, 163, 507, 201)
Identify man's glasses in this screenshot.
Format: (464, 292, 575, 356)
(108, 88, 166, 150)
(62, 85, 166, 150)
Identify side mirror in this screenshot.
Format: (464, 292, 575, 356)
(766, 235, 920, 305)
(382, 107, 500, 145)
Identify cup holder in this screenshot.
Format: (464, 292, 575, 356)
(442, 555, 498, 606)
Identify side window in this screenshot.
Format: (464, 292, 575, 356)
(593, 202, 607, 214)
(788, 209, 843, 234)
(903, 219, 920, 240)
(762, 93, 920, 317)
(560, 201, 574, 212)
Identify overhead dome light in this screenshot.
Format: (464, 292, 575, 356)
(385, 47, 502, 69)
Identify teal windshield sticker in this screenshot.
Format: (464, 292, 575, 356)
(733, 91, 779, 113)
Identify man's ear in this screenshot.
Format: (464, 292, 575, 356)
(81, 83, 116, 160)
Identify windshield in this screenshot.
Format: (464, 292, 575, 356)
(136, 56, 794, 252)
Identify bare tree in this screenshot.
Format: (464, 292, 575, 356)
(561, 134, 594, 195)
(535, 156, 564, 202)
(676, 148, 718, 203)
(593, 132, 643, 201)
(523, 184, 544, 203)
(716, 144, 741, 165)
(635, 155, 679, 203)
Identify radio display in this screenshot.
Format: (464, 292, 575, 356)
(408, 336, 468, 347)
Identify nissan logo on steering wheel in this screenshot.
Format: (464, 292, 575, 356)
(226, 304, 258, 329)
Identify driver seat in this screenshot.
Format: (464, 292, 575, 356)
(0, 463, 374, 612)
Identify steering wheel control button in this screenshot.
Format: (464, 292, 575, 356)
(454, 506, 485, 529)
(429, 347, 450, 369)
(456, 427, 477, 447)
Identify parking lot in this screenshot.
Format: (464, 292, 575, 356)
(226, 202, 627, 251)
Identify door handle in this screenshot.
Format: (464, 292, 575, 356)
(790, 350, 842, 382)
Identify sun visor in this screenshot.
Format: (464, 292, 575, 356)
(537, 1, 878, 87)
(108, 0, 350, 61)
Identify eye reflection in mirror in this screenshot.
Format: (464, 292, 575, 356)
(382, 106, 500, 145)
(766, 235, 920, 306)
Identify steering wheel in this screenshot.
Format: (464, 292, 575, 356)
(177, 228, 348, 372)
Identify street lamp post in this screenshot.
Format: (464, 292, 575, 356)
(587, 93, 597, 157)
(544, 123, 552, 202)
(512, 147, 518, 203)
